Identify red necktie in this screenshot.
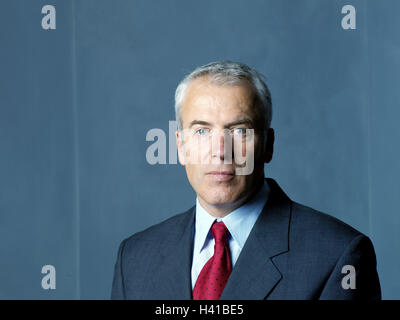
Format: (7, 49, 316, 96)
(192, 221, 232, 300)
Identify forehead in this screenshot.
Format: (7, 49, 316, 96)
(181, 77, 256, 123)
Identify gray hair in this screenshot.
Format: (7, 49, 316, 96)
(174, 61, 272, 133)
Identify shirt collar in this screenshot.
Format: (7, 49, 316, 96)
(194, 180, 270, 254)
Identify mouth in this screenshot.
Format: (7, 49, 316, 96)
(206, 171, 235, 182)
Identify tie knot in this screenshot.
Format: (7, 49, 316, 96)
(211, 221, 229, 243)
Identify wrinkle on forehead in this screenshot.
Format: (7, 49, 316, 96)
(181, 77, 256, 128)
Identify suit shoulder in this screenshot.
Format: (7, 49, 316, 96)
(123, 206, 194, 245)
(290, 201, 365, 243)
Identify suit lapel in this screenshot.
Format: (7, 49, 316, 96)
(152, 207, 195, 299)
(220, 178, 291, 300)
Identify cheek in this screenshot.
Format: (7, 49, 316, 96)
(182, 137, 213, 165)
(185, 164, 204, 189)
(233, 136, 259, 164)
(250, 136, 264, 163)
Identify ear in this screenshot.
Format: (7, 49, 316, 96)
(176, 130, 186, 166)
(264, 128, 274, 164)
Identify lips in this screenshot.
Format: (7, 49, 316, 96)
(206, 171, 235, 181)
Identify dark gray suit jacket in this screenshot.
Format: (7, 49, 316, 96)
(111, 178, 381, 300)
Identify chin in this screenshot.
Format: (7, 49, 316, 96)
(202, 187, 242, 207)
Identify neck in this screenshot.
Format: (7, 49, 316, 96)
(198, 177, 265, 218)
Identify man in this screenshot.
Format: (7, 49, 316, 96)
(111, 61, 381, 300)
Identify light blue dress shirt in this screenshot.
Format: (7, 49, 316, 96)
(191, 180, 270, 289)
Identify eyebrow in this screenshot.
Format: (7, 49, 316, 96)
(189, 118, 254, 128)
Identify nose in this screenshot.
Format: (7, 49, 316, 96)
(211, 129, 233, 162)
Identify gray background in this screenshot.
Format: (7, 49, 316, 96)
(0, 0, 399, 299)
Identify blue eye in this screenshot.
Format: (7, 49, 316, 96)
(233, 128, 247, 135)
(196, 128, 209, 136)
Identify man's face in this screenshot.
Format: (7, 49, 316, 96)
(176, 77, 267, 214)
